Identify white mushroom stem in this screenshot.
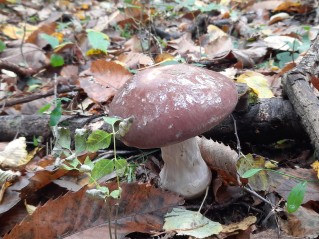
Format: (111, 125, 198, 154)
(159, 137, 212, 199)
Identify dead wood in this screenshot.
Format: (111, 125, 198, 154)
(282, 34, 319, 152)
(0, 98, 306, 145)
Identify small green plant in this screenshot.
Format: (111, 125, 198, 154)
(275, 32, 310, 68)
(50, 54, 64, 67)
(86, 29, 110, 54)
(38, 97, 71, 126)
(117, 24, 133, 39)
(0, 40, 6, 53)
(53, 117, 132, 200)
(241, 168, 314, 213)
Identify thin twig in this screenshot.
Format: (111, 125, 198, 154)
(242, 186, 275, 207)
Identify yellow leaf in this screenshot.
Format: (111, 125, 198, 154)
(52, 32, 64, 43)
(311, 160, 319, 179)
(75, 11, 86, 20)
(237, 71, 274, 98)
(86, 48, 106, 56)
(2, 24, 37, 40)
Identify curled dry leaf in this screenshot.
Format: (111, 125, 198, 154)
(197, 137, 238, 183)
(0, 137, 28, 169)
(0, 43, 48, 70)
(118, 52, 154, 69)
(201, 25, 233, 57)
(79, 60, 132, 102)
(168, 33, 201, 56)
(222, 216, 257, 234)
(4, 183, 184, 239)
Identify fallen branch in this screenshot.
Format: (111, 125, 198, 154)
(0, 85, 81, 108)
(0, 98, 306, 145)
(0, 59, 43, 78)
(282, 34, 319, 152)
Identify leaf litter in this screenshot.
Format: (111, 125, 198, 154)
(0, 0, 318, 238)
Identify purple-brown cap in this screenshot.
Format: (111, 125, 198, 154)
(109, 64, 238, 149)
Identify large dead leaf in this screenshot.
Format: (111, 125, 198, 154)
(201, 25, 233, 57)
(118, 52, 154, 69)
(269, 168, 319, 203)
(197, 137, 238, 183)
(0, 137, 28, 168)
(4, 183, 183, 239)
(0, 43, 48, 70)
(26, 22, 57, 48)
(79, 60, 132, 102)
(280, 206, 319, 238)
(1, 24, 37, 40)
(168, 33, 201, 56)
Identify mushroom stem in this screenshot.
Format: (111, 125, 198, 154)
(159, 137, 212, 199)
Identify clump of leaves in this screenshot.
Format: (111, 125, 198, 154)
(38, 97, 71, 126)
(53, 117, 130, 199)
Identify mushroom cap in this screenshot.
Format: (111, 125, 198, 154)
(109, 64, 238, 149)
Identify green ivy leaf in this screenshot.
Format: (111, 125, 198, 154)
(38, 103, 52, 114)
(40, 33, 59, 48)
(86, 29, 110, 53)
(84, 156, 94, 170)
(115, 159, 128, 176)
(75, 129, 88, 154)
(50, 54, 64, 67)
(110, 188, 121, 199)
(276, 52, 299, 68)
(241, 168, 264, 178)
(86, 130, 111, 152)
(55, 127, 71, 150)
(103, 116, 121, 127)
(287, 181, 307, 213)
(91, 159, 114, 182)
(68, 157, 81, 168)
(50, 101, 62, 126)
(0, 40, 6, 53)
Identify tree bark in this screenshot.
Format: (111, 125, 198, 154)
(0, 98, 306, 145)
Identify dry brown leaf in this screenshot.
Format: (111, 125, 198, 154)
(26, 22, 57, 48)
(0, 43, 48, 70)
(124, 35, 144, 52)
(222, 216, 257, 233)
(269, 168, 319, 203)
(274, 2, 311, 14)
(79, 60, 132, 102)
(118, 52, 154, 69)
(168, 33, 201, 56)
(280, 206, 319, 238)
(201, 25, 233, 57)
(197, 137, 238, 183)
(250, 229, 299, 239)
(247, 1, 284, 11)
(4, 183, 184, 239)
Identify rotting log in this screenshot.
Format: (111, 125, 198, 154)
(0, 98, 307, 145)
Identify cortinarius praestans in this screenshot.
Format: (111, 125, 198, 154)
(109, 64, 238, 198)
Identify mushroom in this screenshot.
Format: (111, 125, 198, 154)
(109, 64, 238, 199)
